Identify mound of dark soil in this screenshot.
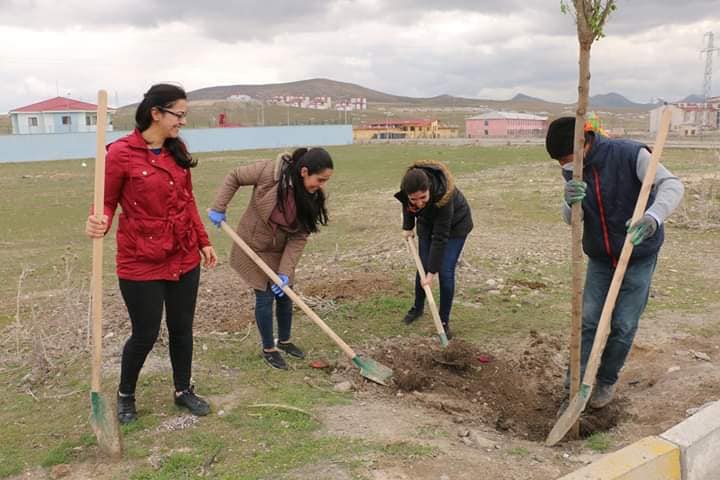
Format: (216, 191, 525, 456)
(357, 331, 628, 441)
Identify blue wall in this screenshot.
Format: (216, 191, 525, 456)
(0, 125, 353, 163)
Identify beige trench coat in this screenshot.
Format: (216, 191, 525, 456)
(211, 155, 308, 290)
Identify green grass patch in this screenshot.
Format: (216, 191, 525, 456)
(131, 452, 201, 480)
(508, 446, 530, 457)
(40, 440, 75, 467)
(0, 454, 23, 478)
(585, 432, 612, 452)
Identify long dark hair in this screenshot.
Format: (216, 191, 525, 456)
(401, 168, 430, 195)
(276, 147, 333, 233)
(135, 83, 196, 168)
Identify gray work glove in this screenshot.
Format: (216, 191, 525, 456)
(627, 214, 658, 246)
(564, 180, 587, 205)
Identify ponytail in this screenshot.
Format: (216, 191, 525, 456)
(277, 147, 333, 233)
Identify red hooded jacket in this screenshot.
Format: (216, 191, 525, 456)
(101, 129, 210, 281)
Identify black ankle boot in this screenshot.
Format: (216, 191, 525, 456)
(174, 385, 210, 416)
(442, 323, 453, 340)
(403, 307, 424, 325)
(117, 392, 137, 424)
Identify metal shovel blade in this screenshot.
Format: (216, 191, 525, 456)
(545, 383, 592, 446)
(352, 356, 393, 386)
(89, 391, 123, 460)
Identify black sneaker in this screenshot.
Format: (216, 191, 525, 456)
(174, 386, 210, 416)
(403, 307, 424, 325)
(262, 350, 288, 370)
(277, 341, 305, 359)
(117, 392, 137, 424)
(442, 323, 453, 341)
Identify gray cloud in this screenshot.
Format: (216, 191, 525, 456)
(2, 0, 718, 41)
(0, 0, 718, 112)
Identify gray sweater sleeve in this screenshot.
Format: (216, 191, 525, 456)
(560, 149, 684, 225)
(636, 148, 685, 224)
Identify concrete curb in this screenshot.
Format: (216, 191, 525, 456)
(557, 400, 720, 480)
(557, 436, 680, 480)
(661, 400, 720, 480)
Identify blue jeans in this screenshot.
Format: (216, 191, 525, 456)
(414, 236, 467, 325)
(254, 287, 293, 350)
(577, 253, 657, 386)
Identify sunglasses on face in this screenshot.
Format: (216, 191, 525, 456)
(157, 107, 188, 119)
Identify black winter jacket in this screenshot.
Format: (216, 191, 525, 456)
(394, 161, 473, 273)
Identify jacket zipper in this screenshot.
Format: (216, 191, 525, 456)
(592, 167, 618, 267)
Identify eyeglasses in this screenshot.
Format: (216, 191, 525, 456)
(158, 107, 188, 119)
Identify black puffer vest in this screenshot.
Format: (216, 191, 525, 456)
(563, 134, 664, 264)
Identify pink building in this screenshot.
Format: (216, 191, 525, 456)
(465, 111, 548, 138)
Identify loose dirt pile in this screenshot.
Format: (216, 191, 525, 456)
(352, 331, 628, 441)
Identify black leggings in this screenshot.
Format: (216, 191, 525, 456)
(118, 266, 200, 395)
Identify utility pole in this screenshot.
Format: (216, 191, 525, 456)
(701, 31, 719, 101)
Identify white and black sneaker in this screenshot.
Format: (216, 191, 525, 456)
(262, 350, 288, 370)
(277, 341, 305, 359)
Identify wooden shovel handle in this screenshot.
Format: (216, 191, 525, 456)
(581, 107, 672, 387)
(220, 222, 357, 359)
(404, 236, 447, 338)
(91, 90, 108, 392)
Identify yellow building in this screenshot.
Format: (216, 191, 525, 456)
(353, 118, 456, 141)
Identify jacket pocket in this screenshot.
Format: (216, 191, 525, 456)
(134, 218, 174, 262)
(130, 167, 160, 195)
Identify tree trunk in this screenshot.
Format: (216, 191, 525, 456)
(569, 7, 595, 438)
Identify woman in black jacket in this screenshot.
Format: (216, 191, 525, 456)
(394, 161, 473, 339)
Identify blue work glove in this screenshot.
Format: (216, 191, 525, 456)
(271, 273, 289, 298)
(627, 214, 658, 246)
(207, 209, 226, 228)
(564, 180, 587, 205)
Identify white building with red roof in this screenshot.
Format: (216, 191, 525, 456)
(9, 96, 115, 135)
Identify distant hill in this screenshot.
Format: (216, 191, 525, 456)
(679, 94, 705, 103)
(510, 93, 547, 103)
(188, 78, 419, 103)
(186, 79, 585, 114)
(188, 80, 659, 112)
(589, 92, 652, 109)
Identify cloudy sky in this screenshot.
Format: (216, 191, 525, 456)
(0, 0, 718, 112)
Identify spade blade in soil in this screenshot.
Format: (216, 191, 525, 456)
(437, 332, 449, 347)
(352, 356, 393, 385)
(90, 391, 123, 460)
(545, 383, 592, 446)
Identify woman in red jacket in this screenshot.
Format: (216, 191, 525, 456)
(85, 84, 217, 424)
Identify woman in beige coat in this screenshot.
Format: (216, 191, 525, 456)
(208, 148, 334, 369)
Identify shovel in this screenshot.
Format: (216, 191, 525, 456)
(546, 107, 672, 446)
(404, 236, 449, 347)
(220, 222, 393, 386)
(89, 90, 123, 459)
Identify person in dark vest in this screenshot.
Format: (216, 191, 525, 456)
(546, 117, 684, 408)
(394, 161, 473, 340)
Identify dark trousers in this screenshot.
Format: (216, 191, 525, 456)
(413, 236, 467, 325)
(254, 286, 293, 350)
(579, 254, 657, 386)
(118, 266, 200, 394)
(565, 253, 658, 390)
